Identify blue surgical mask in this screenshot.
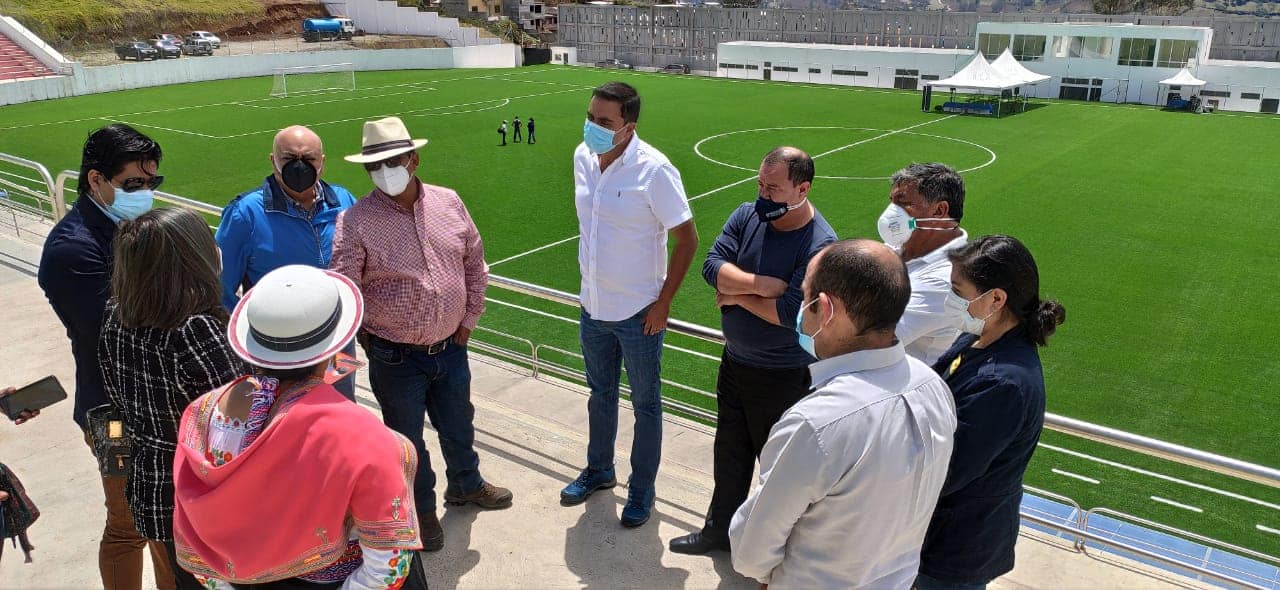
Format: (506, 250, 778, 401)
(795, 297, 828, 359)
(583, 119, 619, 155)
(106, 187, 155, 222)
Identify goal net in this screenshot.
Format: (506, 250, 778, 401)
(270, 63, 356, 98)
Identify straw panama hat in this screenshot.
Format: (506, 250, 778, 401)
(228, 265, 364, 370)
(343, 116, 429, 164)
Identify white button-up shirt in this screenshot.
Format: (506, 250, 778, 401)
(894, 230, 967, 365)
(574, 134, 692, 321)
(729, 343, 957, 589)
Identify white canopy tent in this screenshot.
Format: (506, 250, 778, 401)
(991, 48, 1051, 86)
(1158, 68, 1209, 110)
(922, 52, 1029, 117)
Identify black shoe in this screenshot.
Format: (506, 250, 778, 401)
(668, 531, 730, 555)
(419, 510, 444, 552)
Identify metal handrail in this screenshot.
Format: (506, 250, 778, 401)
(486, 273, 1280, 490)
(1019, 512, 1269, 590)
(0, 153, 63, 219)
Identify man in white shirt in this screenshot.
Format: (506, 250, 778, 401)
(876, 162, 969, 365)
(560, 81, 699, 529)
(730, 238, 957, 589)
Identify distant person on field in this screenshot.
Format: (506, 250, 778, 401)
(513, 116, 523, 143)
(917, 235, 1066, 590)
(214, 125, 358, 399)
(669, 147, 835, 556)
(37, 123, 180, 590)
(498, 120, 507, 146)
(877, 162, 968, 365)
(729, 239, 957, 589)
(331, 117, 513, 553)
(527, 117, 536, 144)
(560, 81, 698, 529)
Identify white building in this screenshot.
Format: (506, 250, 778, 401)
(710, 22, 1280, 114)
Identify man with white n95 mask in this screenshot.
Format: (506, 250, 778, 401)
(877, 162, 969, 365)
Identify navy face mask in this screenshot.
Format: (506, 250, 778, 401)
(754, 194, 805, 224)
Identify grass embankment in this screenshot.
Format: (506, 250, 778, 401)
(0, 0, 265, 43)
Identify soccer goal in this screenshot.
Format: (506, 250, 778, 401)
(270, 63, 356, 98)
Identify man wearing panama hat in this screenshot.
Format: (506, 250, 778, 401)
(331, 117, 511, 553)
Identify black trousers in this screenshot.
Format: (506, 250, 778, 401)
(702, 353, 811, 537)
(513, 127, 522, 142)
(527, 130, 536, 144)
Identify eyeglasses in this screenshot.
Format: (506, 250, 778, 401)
(362, 153, 411, 172)
(117, 175, 164, 193)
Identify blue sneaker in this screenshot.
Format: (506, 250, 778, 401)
(560, 468, 616, 506)
(621, 490, 653, 528)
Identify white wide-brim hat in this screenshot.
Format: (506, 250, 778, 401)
(228, 265, 364, 370)
(343, 116, 429, 164)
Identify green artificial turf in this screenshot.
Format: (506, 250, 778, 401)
(1, 65, 1277, 558)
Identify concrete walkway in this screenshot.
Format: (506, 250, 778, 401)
(0, 230, 1208, 589)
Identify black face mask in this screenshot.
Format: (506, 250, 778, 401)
(754, 195, 790, 223)
(279, 158, 318, 193)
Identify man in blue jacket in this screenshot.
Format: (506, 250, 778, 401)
(215, 125, 358, 395)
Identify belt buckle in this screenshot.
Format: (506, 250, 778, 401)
(426, 339, 448, 355)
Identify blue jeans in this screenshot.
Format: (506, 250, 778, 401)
(915, 573, 988, 590)
(366, 337, 484, 513)
(580, 306, 664, 504)
(333, 340, 357, 400)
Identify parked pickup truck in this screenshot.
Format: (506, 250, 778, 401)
(302, 18, 355, 42)
(181, 38, 214, 56)
(116, 41, 159, 61)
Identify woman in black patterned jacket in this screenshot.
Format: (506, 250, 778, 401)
(99, 207, 246, 590)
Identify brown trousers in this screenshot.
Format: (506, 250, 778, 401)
(86, 432, 177, 590)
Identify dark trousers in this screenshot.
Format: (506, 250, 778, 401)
(702, 354, 811, 537)
(366, 337, 484, 514)
(162, 540, 211, 590)
(513, 127, 522, 142)
(527, 130, 535, 144)
(499, 132, 506, 146)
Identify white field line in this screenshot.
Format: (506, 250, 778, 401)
(485, 297, 720, 362)
(236, 86, 438, 110)
(1257, 524, 1280, 536)
(0, 69, 547, 133)
(489, 115, 956, 268)
(104, 119, 221, 139)
(1039, 442, 1280, 512)
(1051, 468, 1100, 485)
(1150, 496, 1204, 513)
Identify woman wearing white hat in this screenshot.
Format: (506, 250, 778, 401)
(170, 265, 427, 589)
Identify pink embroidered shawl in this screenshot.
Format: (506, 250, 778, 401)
(172, 378, 421, 583)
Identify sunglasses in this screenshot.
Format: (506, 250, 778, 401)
(362, 153, 411, 172)
(115, 175, 164, 193)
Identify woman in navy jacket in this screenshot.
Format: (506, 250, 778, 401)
(917, 235, 1066, 590)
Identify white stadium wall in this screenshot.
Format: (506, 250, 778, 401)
(0, 45, 519, 106)
(704, 22, 1280, 114)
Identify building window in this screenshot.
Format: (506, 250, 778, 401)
(921, 74, 940, 80)
(808, 68, 821, 74)
(1157, 39, 1197, 68)
(1118, 38, 1157, 67)
(895, 69, 919, 76)
(746, 64, 759, 70)
(978, 33, 1011, 60)
(1011, 35, 1046, 61)
(1199, 90, 1230, 97)
(832, 69, 867, 76)
(1052, 36, 1113, 59)
(774, 66, 798, 72)
(719, 62, 745, 69)
(1061, 77, 1091, 85)
(1241, 92, 1262, 100)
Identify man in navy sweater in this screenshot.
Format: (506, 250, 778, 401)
(669, 147, 837, 555)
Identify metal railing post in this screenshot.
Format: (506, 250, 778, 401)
(0, 153, 63, 220)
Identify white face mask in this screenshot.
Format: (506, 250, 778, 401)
(945, 289, 996, 336)
(370, 165, 411, 196)
(876, 203, 955, 249)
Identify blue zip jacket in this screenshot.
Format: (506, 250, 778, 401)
(215, 175, 357, 310)
(919, 327, 1047, 584)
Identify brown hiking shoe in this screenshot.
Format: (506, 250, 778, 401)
(443, 482, 513, 510)
(419, 510, 444, 552)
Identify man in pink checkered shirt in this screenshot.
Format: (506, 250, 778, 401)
(330, 117, 513, 554)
